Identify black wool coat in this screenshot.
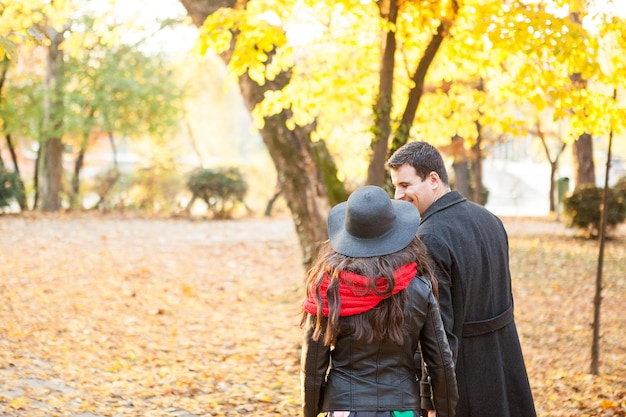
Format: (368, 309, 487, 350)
(418, 190, 536, 417)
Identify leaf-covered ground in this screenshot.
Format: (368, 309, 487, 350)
(0, 213, 624, 417)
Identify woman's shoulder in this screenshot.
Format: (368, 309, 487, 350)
(407, 274, 433, 295)
(405, 275, 435, 313)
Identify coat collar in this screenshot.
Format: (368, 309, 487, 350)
(420, 190, 467, 225)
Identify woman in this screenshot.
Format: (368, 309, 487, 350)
(301, 185, 458, 417)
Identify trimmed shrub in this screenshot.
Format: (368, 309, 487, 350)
(562, 184, 625, 238)
(187, 167, 247, 218)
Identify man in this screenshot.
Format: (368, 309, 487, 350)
(386, 141, 536, 417)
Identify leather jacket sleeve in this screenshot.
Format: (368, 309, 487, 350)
(417, 287, 459, 417)
(301, 314, 331, 417)
(417, 355, 434, 411)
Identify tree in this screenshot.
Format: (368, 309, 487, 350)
(592, 122, 613, 375)
(179, 0, 466, 266)
(178, 0, 626, 269)
(589, 7, 626, 375)
(1, 1, 190, 211)
(531, 118, 568, 213)
(482, 1, 610, 210)
(33, 3, 71, 211)
(0, 49, 47, 210)
(0, 58, 27, 210)
(64, 41, 185, 209)
(180, 0, 337, 268)
(574, 132, 596, 186)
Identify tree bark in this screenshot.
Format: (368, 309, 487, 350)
(0, 58, 9, 172)
(0, 59, 27, 210)
(107, 129, 119, 170)
(71, 132, 89, 209)
(534, 120, 567, 213)
(39, 25, 66, 212)
(574, 133, 595, 187)
(590, 88, 616, 375)
(451, 136, 470, 197)
(452, 160, 470, 197)
(4, 134, 27, 210)
(472, 120, 483, 204)
(32, 144, 41, 209)
(179, 0, 332, 268)
(367, 0, 398, 188)
(567, 14, 595, 189)
(71, 107, 96, 210)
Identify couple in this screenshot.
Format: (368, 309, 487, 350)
(301, 141, 536, 417)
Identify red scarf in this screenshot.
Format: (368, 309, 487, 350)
(303, 262, 417, 317)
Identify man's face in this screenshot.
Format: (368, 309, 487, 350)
(390, 164, 434, 216)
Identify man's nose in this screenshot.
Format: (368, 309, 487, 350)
(394, 188, 404, 200)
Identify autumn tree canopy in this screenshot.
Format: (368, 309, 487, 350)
(181, 0, 626, 266)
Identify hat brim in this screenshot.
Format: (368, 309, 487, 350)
(328, 199, 420, 258)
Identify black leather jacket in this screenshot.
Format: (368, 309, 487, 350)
(301, 275, 458, 417)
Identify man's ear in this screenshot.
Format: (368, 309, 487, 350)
(427, 171, 441, 185)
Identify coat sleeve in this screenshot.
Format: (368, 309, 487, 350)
(419, 289, 459, 417)
(419, 232, 458, 360)
(301, 313, 331, 417)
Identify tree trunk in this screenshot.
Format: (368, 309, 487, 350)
(5, 134, 18, 174)
(184, 116, 204, 167)
(241, 73, 330, 266)
(0, 57, 9, 169)
(591, 148, 608, 373)
(367, 0, 398, 188)
(0, 58, 27, 210)
(453, 160, 470, 197)
(472, 121, 483, 204)
(107, 130, 119, 170)
(389, 20, 450, 158)
(574, 133, 595, 187)
(39, 26, 66, 212)
(4, 134, 27, 210)
(567, 13, 595, 189)
(451, 135, 470, 197)
(264, 189, 281, 217)
(71, 107, 96, 210)
(32, 144, 41, 209)
(590, 88, 616, 375)
(535, 118, 567, 213)
(368, 1, 458, 189)
(71, 133, 89, 210)
(40, 137, 63, 211)
(179, 0, 332, 269)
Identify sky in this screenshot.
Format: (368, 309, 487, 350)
(91, 0, 199, 55)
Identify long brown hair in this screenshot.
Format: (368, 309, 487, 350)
(301, 236, 437, 346)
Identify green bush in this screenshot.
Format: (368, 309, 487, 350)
(187, 167, 248, 218)
(0, 167, 22, 210)
(562, 184, 626, 238)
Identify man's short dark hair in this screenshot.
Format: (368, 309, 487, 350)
(385, 141, 449, 185)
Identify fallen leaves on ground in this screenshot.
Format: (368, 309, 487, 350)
(0, 212, 624, 416)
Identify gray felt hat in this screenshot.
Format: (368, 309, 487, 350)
(328, 185, 420, 257)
